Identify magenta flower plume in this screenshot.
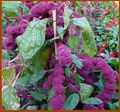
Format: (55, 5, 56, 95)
(57, 43, 72, 66)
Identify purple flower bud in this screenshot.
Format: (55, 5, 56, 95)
(50, 97, 63, 110)
(43, 81, 51, 89)
(52, 75, 65, 85)
(84, 104, 98, 110)
(68, 84, 76, 92)
(45, 26, 54, 39)
(53, 84, 65, 95)
(57, 43, 72, 66)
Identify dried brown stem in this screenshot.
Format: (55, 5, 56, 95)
(52, 10, 58, 60)
(12, 71, 21, 87)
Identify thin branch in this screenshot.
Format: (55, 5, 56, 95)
(12, 71, 21, 87)
(49, 36, 60, 42)
(52, 10, 58, 60)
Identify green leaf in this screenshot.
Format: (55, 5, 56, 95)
(57, 6, 72, 39)
(82, 97, 102, 105)
(64, 6, 73, 29)
(73, 17, 97, 56)
(17, 67, 34, 85)
(2, 50, 10, 60)
(16, 19, 47, 62)
(64, 93, 79, 110)
(17, 73, 31, 85)
(67, 36, 80, 49)
(71, 54, 83, 68)
(75, 1, 82, 11)
(113, 92, 119, 100)
(20, 3, 30, 14)
(48, 88, 54, 100)
(2, 67, 15, 85)
(108, 102, 119, 110)
(57, 26, 64, 39)
(48, 104, 53, 110)
(65, 67, 72, 77)
(74, 73, 84, 84)
(2, 1, 21, 17)
(41, 104, 48, 110)
(80, 83, 94, 101)
(93, 77, 104, 90)
(29, 70, 46, 84)
(114, 102, 119, 108)
(2, 86, 20, 110)
(31, 45, 50, 69)
(30, 91, 46, 101)
(18, 69, 46, 85)
(111, 59, 119, 67)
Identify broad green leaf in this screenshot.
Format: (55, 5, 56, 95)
(57, 26, 64, 39)
(48, 104, 53, 110)
(73, 17, 97, 56)
(64, 6, 73, 29)
(93, 77, 104, 90)
(2, 1, 21, 17)
(67, 36, 80, 49)
(20, 3, 30, 14)
(48, 88, 54, 100)
(41, 104, 48, 110)
(2, 67, 15, 85)
(80, 83, 94, 101)
(75, 1, 82, 11)
(17, 73, 30, 85)
(2, 50, 10, 60)
(16, 19, 47, 62)
(74, 73, 84, 84)
(18, 69, 46, 85)
(111, 59, 119, 67)
(108, 102, 119, 110)
(31, 45, 50, 69)
(113, 92, 119, 100)
(64, 93, 79, 110)
(2, 86, 20, 110)
(30, 91, 46, 101)
(71, 54, 83, 68)
(16, 67, 33, 85)
(65, 67, 72, 77)
(82, 97, 102, 105)
(29, 70, 46, 83)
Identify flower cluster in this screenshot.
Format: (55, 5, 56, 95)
(68, 83, 80, 92)
(57, 43, 73, 66)
(3, 25, 22, 50)
(43, 64, 66, 110)
(31, 2, 57, 18)
(77, 54, 117, 110)
(3, 13, 33, 51)
(24, 1, 35, 9)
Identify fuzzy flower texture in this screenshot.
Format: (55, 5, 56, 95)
(77, 54, 117, 110)
(43, 64, 65, 110)
(57, 43, 73, 66)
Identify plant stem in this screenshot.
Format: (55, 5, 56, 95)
(12, 71, 21, 87)
(52, 10, 58, 60)
(49, 36, 60, 42)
